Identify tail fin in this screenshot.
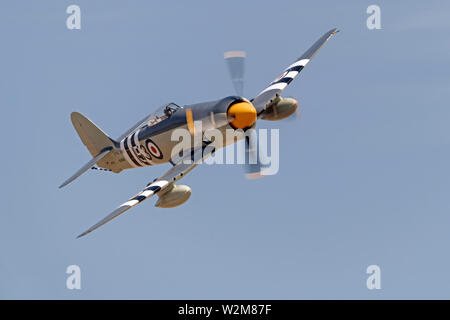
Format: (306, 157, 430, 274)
(59, 112, 117, 188)
(71, 112, 116, 157)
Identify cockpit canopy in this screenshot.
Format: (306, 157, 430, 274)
(147, 102, 182, 127)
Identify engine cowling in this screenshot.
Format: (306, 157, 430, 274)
(227, 99, 257, 129)
(155, 185, 192, 208)
(260, 97, 298, 121)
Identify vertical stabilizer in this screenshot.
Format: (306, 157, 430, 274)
(71, 112, 117, 157)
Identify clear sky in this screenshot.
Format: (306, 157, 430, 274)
(1, 0, 450, 299)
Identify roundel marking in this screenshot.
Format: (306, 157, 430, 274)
(145, 139, 163, 159)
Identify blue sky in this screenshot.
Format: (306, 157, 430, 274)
(1, 0, 450, 299)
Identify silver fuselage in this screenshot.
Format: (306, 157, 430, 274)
(99, 96, 245, 173)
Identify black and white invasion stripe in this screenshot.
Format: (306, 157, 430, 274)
(120, 134, 139, 168)
(120, 129, 153, 168)
(120, 180, 168, 208)
(259, 58, 310, 95)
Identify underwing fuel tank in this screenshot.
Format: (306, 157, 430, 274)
(260, 97, 298, 121)
(155, 185, 192, 208)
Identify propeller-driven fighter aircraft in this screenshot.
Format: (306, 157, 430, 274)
(60, 28, 339, 238)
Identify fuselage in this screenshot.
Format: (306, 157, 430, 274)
(99, 96, 250, 173)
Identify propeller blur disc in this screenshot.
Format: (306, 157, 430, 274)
(224, 51, 246, 96)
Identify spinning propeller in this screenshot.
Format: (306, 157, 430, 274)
(224, 50, 265, 178)
(188, 28, 339, 178)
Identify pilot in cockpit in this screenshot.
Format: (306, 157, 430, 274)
(164, 105, 174, 117)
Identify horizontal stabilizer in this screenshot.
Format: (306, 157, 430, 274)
(59, 147, 112, 189)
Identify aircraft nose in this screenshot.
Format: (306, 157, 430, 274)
(227, 101, 257, 129)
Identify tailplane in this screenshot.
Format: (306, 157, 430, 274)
(59, 112, 118, 188)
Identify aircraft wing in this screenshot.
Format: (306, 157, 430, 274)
(76, 145, 212, 238)
(252, 28, 339, 114)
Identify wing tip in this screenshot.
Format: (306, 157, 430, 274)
(58, 177, 76, 189)
(76, 231, 88, 239)
(330, 28, 340, 34)
(59, 177, 74, 189)
(328, 28, 340, 40)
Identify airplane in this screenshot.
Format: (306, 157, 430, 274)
(59, 28, 339, 238)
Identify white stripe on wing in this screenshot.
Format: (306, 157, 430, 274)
(286, 58, 310, 70)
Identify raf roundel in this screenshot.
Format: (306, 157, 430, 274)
(146, 139, 163, 159)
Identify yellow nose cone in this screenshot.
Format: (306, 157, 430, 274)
(227, 101, 257, 129)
